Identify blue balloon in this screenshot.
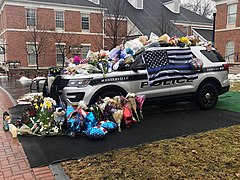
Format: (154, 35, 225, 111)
(99, 121, 117, 132)
(84, 112, 98, 130)
(86, 126, 107, 139)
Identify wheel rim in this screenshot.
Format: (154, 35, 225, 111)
(201, 88, 216, 106)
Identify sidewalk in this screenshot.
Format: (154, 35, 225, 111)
(0, 87, 54, 180)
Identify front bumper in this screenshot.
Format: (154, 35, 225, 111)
(62, 86, 94, 106)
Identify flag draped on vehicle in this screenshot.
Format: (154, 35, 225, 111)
(142, 48, 198, 86)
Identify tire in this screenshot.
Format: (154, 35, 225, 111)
(197, 83, 219, 110)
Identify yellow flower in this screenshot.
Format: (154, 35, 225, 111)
(40, 103, 43, 108)
(45, 101, 52, 109)
(179, 37, 189, 44)
(35, 105, 39, 110)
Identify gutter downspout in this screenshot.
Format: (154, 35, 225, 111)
(102, 8, 105, 49)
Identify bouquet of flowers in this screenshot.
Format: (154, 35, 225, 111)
(35, 97, 56, 132)
(27, 94, 44, 117)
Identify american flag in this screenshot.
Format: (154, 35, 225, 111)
(142, 48, 198, 86)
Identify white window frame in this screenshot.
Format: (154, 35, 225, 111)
(81, 14, 90, 32)
(81, 44, 91, 59)
(56, 44, 66, 65)
(227, 3, 237, 27)
(26, 9, 36, 27)
(89, 0, 99, 4)
(55, 11, 65, 30)
(136, 0, 143, 9)
(26, 43, 38, 66)
(225, 41, 235, 62)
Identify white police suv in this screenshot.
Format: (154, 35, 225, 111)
(46, 45, 230, 110)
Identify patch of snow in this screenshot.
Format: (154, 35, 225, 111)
(229, 74, 240, 81)
(18, 76, 32, 82)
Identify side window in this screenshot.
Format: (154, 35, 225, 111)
(27, 44, 37, 65)
(200, 50, 225, 62)
(56, 44, 65, 65)
(81, 45, 91, 59)
(227, 4, 237, 26)
(55, 11, 64, 29)
(26, 9, 36, 27)
(225, 41, 234, 62)
(81, 14, 90, 31)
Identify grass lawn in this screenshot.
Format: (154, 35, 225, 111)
(61, 82, 240, 180)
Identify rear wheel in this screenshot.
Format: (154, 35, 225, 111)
(197, 83, 219, 110)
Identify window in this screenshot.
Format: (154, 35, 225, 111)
(55, 11, 64, 29)
(56, 44, 65, 65)
(26, 9, 36, 27)
(27, 44, 37, 65)
(81, 46, 90, 59)
(227, 4, 237, 25)
(225, 41, 235, 62)
(82, 14, 90, 31)
(200, 50, 225, 63)
(89, 0, 99, 4)
(128, 0, 143, 9)
(136, 0, 143, 9)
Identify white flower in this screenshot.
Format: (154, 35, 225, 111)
(78, 100, 87, 110)
(103, 97, 111, 103)
(126, 93, 135, 98)
(98, 103, 106, 112)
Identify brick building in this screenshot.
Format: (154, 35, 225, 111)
(215, 0, 240, 63)
(0, 0, 106, 69)
(0, 0, 214, 70)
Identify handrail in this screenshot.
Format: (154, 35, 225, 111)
(224, 52, 239, 63)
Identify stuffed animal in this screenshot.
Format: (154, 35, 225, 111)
(2, 111, 11, 131)
(54, 107, 66, 131)
(159, 34, 170, 43)
(18, 124, 33, 136)
(139, 36, 148, 45)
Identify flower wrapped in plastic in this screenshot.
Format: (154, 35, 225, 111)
(135, 95, 145, 120)
(85, 126, 107, 139)
(66, 107, 85, 138)
(122, 101, 136, 128)
(112, 109, 123, 132)
(178, 37, 190, 47)
(126, 93, 140, 122)
(98, 120, 117, 132)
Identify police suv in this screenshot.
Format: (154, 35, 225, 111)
(47, 45, 230, 110)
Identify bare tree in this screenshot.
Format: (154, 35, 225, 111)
(52, 32, 87, 69)
(150, 10, 178, 37)
(24, 27, 50, 70)
(101, 0, 129, 49)
(52, 33, 70, 69)
(182, 0, 215, 18)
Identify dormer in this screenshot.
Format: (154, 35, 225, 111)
(163, 0, 180, 13)
(128, 0, 143, 9)
(89, 0, 100, 4)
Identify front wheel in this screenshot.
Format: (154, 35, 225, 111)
(197, 83, 219, 110)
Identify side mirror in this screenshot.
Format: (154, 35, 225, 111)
(30, 78, 46, 93)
